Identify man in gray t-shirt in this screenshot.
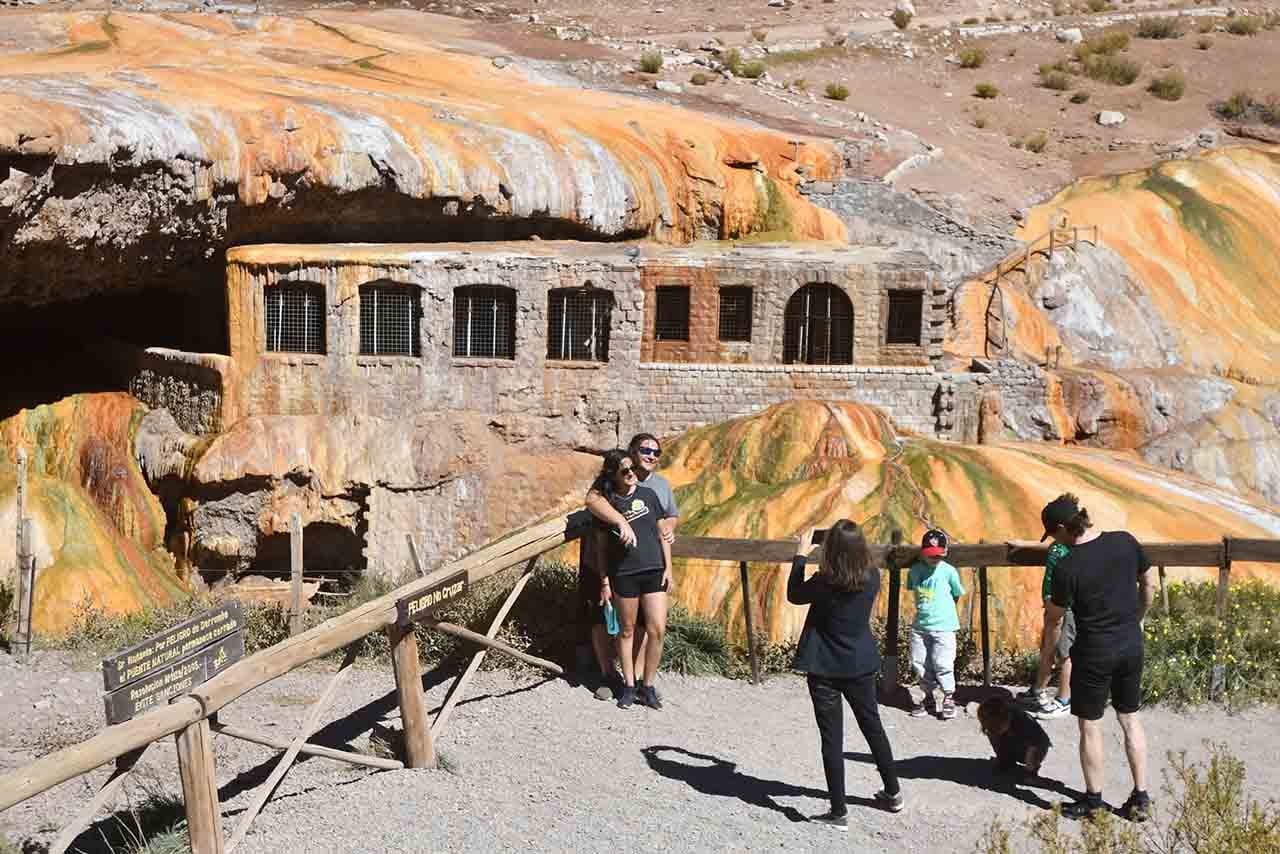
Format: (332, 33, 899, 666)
(583, 433, 679, 699)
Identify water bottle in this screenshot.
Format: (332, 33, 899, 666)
(604, 600, 620, 637)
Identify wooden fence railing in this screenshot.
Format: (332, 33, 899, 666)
(2, 522, 1278, 853)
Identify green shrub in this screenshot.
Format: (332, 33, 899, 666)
(662, 605, 731, 675)
(1148, 70, 1186, 101)
(1023, 130, 1049, 153)
(963, 16, 980, 24)
(1084, 53, 1141, 84)
(751, 28, 768, 42)
(1070, 89, 1091, 103)
(789, 77, 808, 90)
(721, 47, 743, 75)
(891, 8, 912, 29)
(1136, 16, 1183, 39)
(0, 579, 12, 638)
(639, 51, 663, 73)
(1197, 17, 1216, 33)
(1216, 90, 1252, 119)
(1196, 36, 1213, 49)
(1076, 30, 1131, 58)
(959, 47, 987, 68)
(984, 15, 1000, 22)
(824, 81, 850, 100)
(973, 114, 989, 128)
(1041, 70, 1073, 90)
(690, 71, 712, 85)
(740, 60, 767, 79)
(974, 82, 999, 98)
(1052, 1, 1068, 15)
(1224, 15, 1261, 36)
(1261, 95, 1280, 126)
(1087, 0, 1110, 12)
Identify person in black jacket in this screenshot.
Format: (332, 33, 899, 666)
(788, 520, 903, 830)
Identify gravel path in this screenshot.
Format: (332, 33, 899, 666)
(4, 652, 1280, 853)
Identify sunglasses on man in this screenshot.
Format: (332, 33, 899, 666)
(636, 447, 661, 459)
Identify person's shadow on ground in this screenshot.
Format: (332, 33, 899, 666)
(641, 746, 821, 823)
(844, 752, 1082, 810)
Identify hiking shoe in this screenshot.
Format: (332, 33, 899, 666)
(940, 694, 957, 720)
(617, 686, 635, 709)
(641, 685, 663, 710)
(908, 700, 928, 718)
(1061, 796, 1105, 820)
(1119, 790, 1152, 823)
(1015, 688, 1047, 708)
(1032, 697, 1072, 720)
(809, 811, 848, 830)
(874, 789, 905, 813)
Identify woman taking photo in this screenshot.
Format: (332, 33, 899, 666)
(788, 519, 903, 829)
(596, 449, 673, 710)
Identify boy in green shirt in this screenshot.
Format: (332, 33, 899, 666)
(907, 530, 965, 720)
(1015, 541, 1074, 718)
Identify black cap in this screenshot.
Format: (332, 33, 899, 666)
(1040, 495, 1079, 541)
(921, 529, 949, 557)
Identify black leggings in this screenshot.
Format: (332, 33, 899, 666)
(807, 673, 900, 813)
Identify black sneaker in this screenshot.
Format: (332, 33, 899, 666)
(1061, 796, 1105, 820)
(1119, 790, 1151, 823)
(641, 685, 663, 710)
(908, 700, 928, 718)
(874, 789, 905, 813)
(809, 811, 848, 830)
(617, 686, 635, 709)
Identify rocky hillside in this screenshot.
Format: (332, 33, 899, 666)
(661, 399, 1280, 648)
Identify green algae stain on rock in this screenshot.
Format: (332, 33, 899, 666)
(1139, 168, 1238, 262)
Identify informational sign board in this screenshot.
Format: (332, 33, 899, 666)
(103, 631, 245, 725)
(101, 601, 244, 692)
(396, 570, 469, 626)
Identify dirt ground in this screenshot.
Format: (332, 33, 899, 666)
(3, 651, 1280, 853)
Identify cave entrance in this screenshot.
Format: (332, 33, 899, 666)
(0, 284, 227, 421)
(245, 522, 368, 583)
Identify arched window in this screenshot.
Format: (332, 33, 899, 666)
(265, 283, 325, 354)
(547, 288, 613, 362)
(453, 285, 516, 359)
(782, 284, 853, 365)
(359, 283, 421, 356)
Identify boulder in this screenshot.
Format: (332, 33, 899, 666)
(894, 0, 915, 15)
(1097, 110, 1126, 127)
(654, 80, 683, 94)
(1056, 27, 1083, 43)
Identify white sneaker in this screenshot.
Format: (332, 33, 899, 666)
(1033, 697, 1071, 719)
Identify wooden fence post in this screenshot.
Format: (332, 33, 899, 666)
(388, 622, 434, 768)
(175, 719, 224, 854)
(739, 561, 761, 686)
(15, 519, 34, 660)
(1211, 537, 1231, 699)
(1158, 565, 1169, 616)
(289, 513, 303, 637)
(882, 530, 903, 691)
(979, 563, 992, 688)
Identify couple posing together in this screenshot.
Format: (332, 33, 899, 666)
(788, 494, 1154, 829)
(579, 433, 679, 710)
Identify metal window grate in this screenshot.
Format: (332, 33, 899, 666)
(885, 290, 924, 346)
(453, 285, 516, 359)
(654, 286, 690, 342)
(782, 284, 854, 365)
(718, 287, 753, 342)
(360, 285, 421, 356)
(547, 288, 612, 362)
(265, 284, 325, 354)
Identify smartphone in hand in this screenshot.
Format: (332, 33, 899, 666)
(812, 528, 827, 545)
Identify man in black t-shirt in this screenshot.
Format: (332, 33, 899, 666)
(1040, 493, 1155, 822)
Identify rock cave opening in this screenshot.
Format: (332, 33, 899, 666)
(246, 522, 368, 582)
(0, 284, 227, 421)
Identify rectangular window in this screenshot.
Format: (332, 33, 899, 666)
(717, 287, 753, 342)
(885, 290, 924, 346)
(453, 285, 516, 359)
(265, 285, 325, 354)
(360, 286, 421, 356)
(654, 286, 690, 342)
(548, 289, 612, 362)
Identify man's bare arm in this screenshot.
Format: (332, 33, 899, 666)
(1137, 567, 1155, 625)
(1043, 599, 1066, 661)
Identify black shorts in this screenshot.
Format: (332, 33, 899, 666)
(611, 569, 668, 599)
(1070, 648, 1143, 720)
(578, 569, 605, 625)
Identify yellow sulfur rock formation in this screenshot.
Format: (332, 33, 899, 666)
(661, 400, 1280, 650)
